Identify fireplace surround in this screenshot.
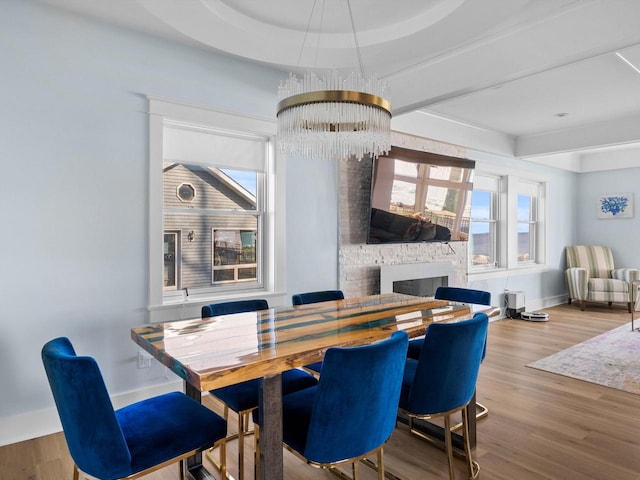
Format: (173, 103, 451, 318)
(380, 261, 454, 296)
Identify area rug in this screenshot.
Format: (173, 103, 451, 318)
(527, 323, 640, 395)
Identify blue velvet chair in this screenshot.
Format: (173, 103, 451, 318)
(291, 289, 345, 375)
(201, 299, 271, 318)
(41, 337, 228, 480)
(407, 287, 491, 360)
(407, 287, 491, 425)
(399, 313, 489, 480)
(291, 289, 345, 306)
(202, 299, 318, 480)
(253, 330, 408, 480)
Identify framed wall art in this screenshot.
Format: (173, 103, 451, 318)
(597, 193, 634, 219)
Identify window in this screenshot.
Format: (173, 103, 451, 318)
(470, 190, 498, 267)
(148, 98, 283, 313)
(176, 183, 196, 203)
(469, 171, 545, 274)
(212, 228, 257, 284)
(163, 159, 262, 293)
(516, 181, 540, 264)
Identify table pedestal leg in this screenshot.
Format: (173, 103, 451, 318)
(185, 382, 216, 480)
(258, 374, 283, 480)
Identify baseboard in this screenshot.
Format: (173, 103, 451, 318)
(0, 380, 182, 447)
(531, 294, 567, 311)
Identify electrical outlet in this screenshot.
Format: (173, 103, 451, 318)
(137, 351, 152, 369)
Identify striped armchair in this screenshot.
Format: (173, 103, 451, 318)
(565, 245, 640, 312)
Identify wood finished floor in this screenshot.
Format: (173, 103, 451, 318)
(3, 303, 640, 480)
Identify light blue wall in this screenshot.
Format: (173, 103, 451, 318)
(0, 0, 337, 434)
(575, 168, 640, 267)
(285, 156, 340, 294)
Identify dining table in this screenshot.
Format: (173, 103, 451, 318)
(131, 292, 491, 480)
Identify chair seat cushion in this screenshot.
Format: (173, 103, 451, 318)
(115, 392, 226, 476)
(588, 277, 628, 292)
(588, 278, 629, 302)
(212, 368, 317, 413)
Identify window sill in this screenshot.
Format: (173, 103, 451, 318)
(148, 290, 288, 323)
(468, 264, 548, 281)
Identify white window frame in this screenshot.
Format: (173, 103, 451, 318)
(469, 167, 546, 278)
(148, 97, 285, 321)
(469, 174, 501, 270)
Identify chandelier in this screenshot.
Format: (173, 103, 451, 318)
(276, 1, 392, 161)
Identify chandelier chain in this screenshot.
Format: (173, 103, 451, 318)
(346, 0, 366, 78)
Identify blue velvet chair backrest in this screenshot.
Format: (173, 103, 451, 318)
(202, 299, 269, 318)
(406, 313, 489, 415)
(292, 290, 345, 306)
(303, 330, 409, 464)
(435, 286, 491, 306)
(41, 337, 132, 479)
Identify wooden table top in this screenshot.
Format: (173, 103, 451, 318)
(131, 293, 474, 391)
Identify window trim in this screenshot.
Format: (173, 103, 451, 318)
(148, 97, 285, 319)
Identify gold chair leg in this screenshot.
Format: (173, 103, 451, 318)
(452, 400, 488, 432)
(475, 402, 489, 421)
(206, 405, 255, 480)
(461, 408, 480, 480)
(238, 412, 245, 480)
(360, 449, 403, 480)
(73, 465, 79, 480)
(254, 424, 260, 480)
(219, 439, 227, 480)
(205, 442, 230, 480)
(443, 414, 456, 480)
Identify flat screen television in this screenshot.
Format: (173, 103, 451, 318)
(367, 146, 475, 244)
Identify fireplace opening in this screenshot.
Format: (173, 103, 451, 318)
(393, 276, 448, 297)
(380, 262, 454, 296)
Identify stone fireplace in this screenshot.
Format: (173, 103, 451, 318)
(338, 132, 468, 298)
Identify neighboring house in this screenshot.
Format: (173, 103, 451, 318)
(163, 163, 257, 291)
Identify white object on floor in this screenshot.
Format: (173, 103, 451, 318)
(521, 311, 549, 322)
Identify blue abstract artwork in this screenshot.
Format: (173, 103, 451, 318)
(598, 193, 633, 219)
